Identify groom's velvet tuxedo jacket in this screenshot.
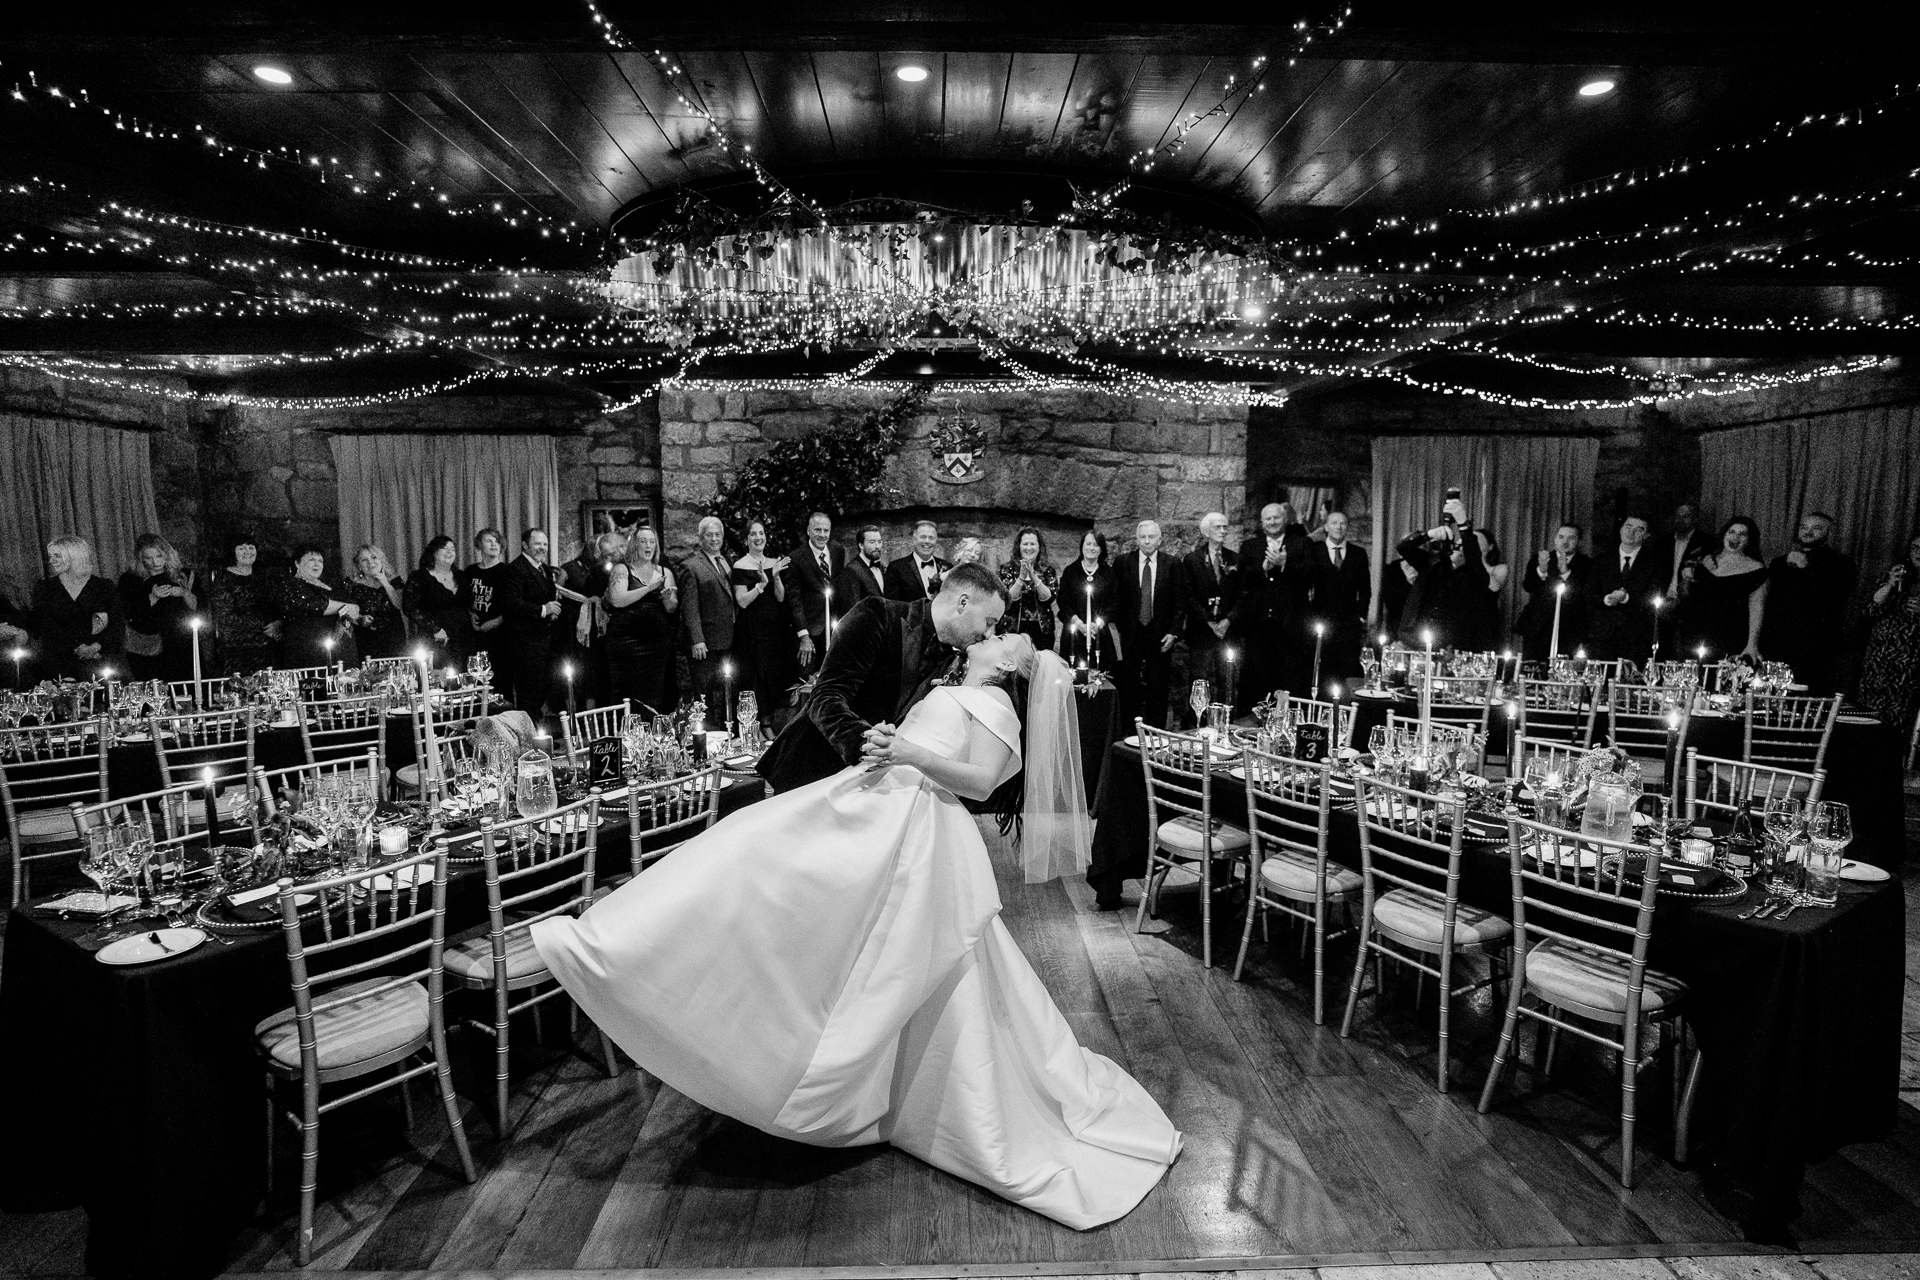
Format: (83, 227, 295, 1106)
(757, 596, 949, 793)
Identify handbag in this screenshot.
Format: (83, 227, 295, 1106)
(124, 628, 162, 657)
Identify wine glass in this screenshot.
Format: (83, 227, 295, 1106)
(1188, 680, 1211, 731)
(1762, 795, 1800, 856)
(1359, 648, 1379, 691)
(1805, 802, 1851, 907)
(1366, 725, 1388, 764)
(80, 827, 119, 910)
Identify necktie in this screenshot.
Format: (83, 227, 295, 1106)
(1138, 557, 1154, 626)
(1622, 553, 1634, 574)
(1332, 545, 1343, 569)
(817, 549, 829, 576)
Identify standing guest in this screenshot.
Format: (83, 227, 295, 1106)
(498, 529, 564, 720)
(1586, 514, 1665, 664)
(0, 590, 26, 689)
(788, 511, 842, 676)
(1396, 495, 1499, 651)
(1514, 523, 1592, 663)
(468, 528, 511, 700)
(1114, 520, 1185, 729)
(1181, 513, 1239, 707)
(280, 547, 362, 669)
(1379, 557, 1417, 641)
(1676, 516, 1768, 662)
(28, 536, 122, 682)
(998, 528, 1058, 651)
(733, 520, 794, 735)
(680, 516, 739, 716)
(558, 533, 618, 709)
(1306, 511, 1370, 691)
(343, 545, 408, 661)
(951, 537, 985, 567)
(207, 533, 281, 675)
(1058, 530, 1122, 672)
(1759, 512, 1858, 695)
(404, 535, 476, 671)
(1235, 503, 1312, 708)
(119, 534, 199, 683)
(1857, 532, 1920, 735)
(1661, 501, 1715, 653)
(606, 527, 678, 714)
(885, 521, 950, 601)
(835, 524, 890, 611)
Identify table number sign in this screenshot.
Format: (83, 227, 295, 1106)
(1294, 722, 1330, 763)
(587, 737, 625, 788)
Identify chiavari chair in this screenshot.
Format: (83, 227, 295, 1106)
(1278, 693, 1357, 751)
(564, 698, 630, 762)
(1478, 813, 1702, 1187)
(167, 676, 231, 710)
(149, 706, 258, 830)
(1341, 774, 1512, 1092)
(69, 778, 249, 868)
(1742, 691, 1842, 774)
(1515, 677, 1598, 748)
(1683, 747, 1824, 820)
(1513, 734, 1591, 790)
(1233, 748, 1359, 1022)
(624, 761, 722, 879)
(272, 665, 332, 683)
(1136, 719, 1248, 969)
(1, 718, 110, 905)
(252, 751, 382, 824)
(443, 791, 616, 1136)
(396, 686, 491, 797)
(1605, 682, 1691, 795)
(298, 692, 389, 786)
(360, 656, 414, 679)
(1385, 712, 1480, 763)
(255, 843, 474, 1265)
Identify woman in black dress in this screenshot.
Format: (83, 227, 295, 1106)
(403, 535, 476, 670)
(605, 527, 679, 715)
(28, 536, 123, 682)
(1055, 530, 1122, 671)
(343, 544, 408, 660)
(730, 520, 793, 735)
(118, 533, 200, 683)
(279, 546, 363, 669)
(467, 528, 510, 701)
(998, 527, 1059, 651)
(207, 533, 281, 674)
(1677, 516, 1769, 662)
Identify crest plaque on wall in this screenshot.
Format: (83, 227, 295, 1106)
(928, 410, 988, 485)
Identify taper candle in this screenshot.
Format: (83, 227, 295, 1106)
(823, 585, 834, 655)
(1549, 582, 1566, 661)
(1312, 621, 1325, 699)
(188, 616, 205, 708)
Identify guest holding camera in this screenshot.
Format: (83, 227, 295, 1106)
(1396, 494, 1501, 651)
(998, 527, 1058, 651)
(1858, 531, 1920, 735)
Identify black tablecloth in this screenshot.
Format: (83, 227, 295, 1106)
(0, 776, 767, 1280)
(1086, 741, 1903, 1224)
(1686, 712, 1905, 867)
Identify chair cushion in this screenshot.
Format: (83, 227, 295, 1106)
(14, 808, 74, 841)
(254, 976, 429, 1071)
(1522, 940, 1685, 1017)
(1258, 850, 1363, 900)
(1156, 814, 1252, 855)
(1371, 886, 1512, 951)
(444, 926, 550, 983)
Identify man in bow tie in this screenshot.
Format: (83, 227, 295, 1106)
(884, 521, 952, 602)
(836, 525, 890, 610)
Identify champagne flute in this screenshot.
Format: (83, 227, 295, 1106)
(1188, 679, 1211, 732)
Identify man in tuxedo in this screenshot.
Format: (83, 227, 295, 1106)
(1660, 501, 1714, 653)
(1586, 514, 1665, 662)
(678, 516, 738, 716)
(1306, 511, 1370, 694)
(1759, 511, 1858, 694)
(884, 521, 950, 601)
(1180, 512, 1239, 722)
(498, 528, 564, 720)
(787, 510, 844, 675)
(1234, 502, 1313, 710)
(757, 562, 1008, 793)
(836, 524, 889, 609)
(1114, 520, 1186, 729)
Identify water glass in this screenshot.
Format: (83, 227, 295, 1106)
(1804, 801, 1851, 907)
(515, 749, 559, 821)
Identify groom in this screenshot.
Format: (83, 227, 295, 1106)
(758, 562, 1008, 793)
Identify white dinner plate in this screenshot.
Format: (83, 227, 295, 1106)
(1839, 860, 1890, 883)
(1837, 714, 1880, 726)
(97, 928, 207, 965)
(1350, 688, 1401, 701)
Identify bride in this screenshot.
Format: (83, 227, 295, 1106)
(530, 632, 1181, 1229)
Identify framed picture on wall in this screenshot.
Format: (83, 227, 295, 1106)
(582, 501, 658, 543)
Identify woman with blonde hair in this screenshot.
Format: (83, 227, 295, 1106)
(29, 536, 123, 681)
(118, 533, 198, 682)
(343, 543, 408, 659)
(604, 526, 678, 714)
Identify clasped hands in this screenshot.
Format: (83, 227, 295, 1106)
(860, 722, 911, 770)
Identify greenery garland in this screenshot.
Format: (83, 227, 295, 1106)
(709, 385, 929, 550)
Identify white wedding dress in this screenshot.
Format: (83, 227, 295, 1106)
(530, 684, 1181, 1229)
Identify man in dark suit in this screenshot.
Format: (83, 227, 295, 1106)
(836, 524, 889, 611)
(1513, 522, 1593, 662)
(884, 521, 951, 602)
(1587, 514, 1667, 663)
(1306, 510, 1370, 695)
(1759, 511, 1858, 695)
(1180, 511, 1239, 723)
(1234, 502, 1313, 711)
(678, 515, 738, 718)
(787, 510, 844, 676)
(1659, 501, 1714, 653)
(498, 528, 564, 720)
(757, 562, 1008, 793)
(1114, 520, 1186, 729)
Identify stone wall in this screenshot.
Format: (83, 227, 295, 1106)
(658, 386, 1248, 563)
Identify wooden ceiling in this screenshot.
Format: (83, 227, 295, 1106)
(1, 2, 1915, 403)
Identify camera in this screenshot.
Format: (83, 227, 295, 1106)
(1442, 487, 1462, 524)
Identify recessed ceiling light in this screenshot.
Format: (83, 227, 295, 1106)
(917, 363, 935, 375)
(253, 65, 293, 85)
(1579, 78, 1615, 97)
(896, 65, 929, 83)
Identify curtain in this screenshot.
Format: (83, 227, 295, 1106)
(329, 434, 562, 572)
(1370, 434, 1599, 638)
(1699, 403, 1920, 594)
(0, 413, 161, 599)
(1281, 484, 1340, 534)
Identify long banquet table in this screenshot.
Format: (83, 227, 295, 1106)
(1087, 739, 1904, 1232)
(0, 774, 767, 1280)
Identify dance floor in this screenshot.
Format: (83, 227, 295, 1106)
(8, 814, 1920, 1276)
